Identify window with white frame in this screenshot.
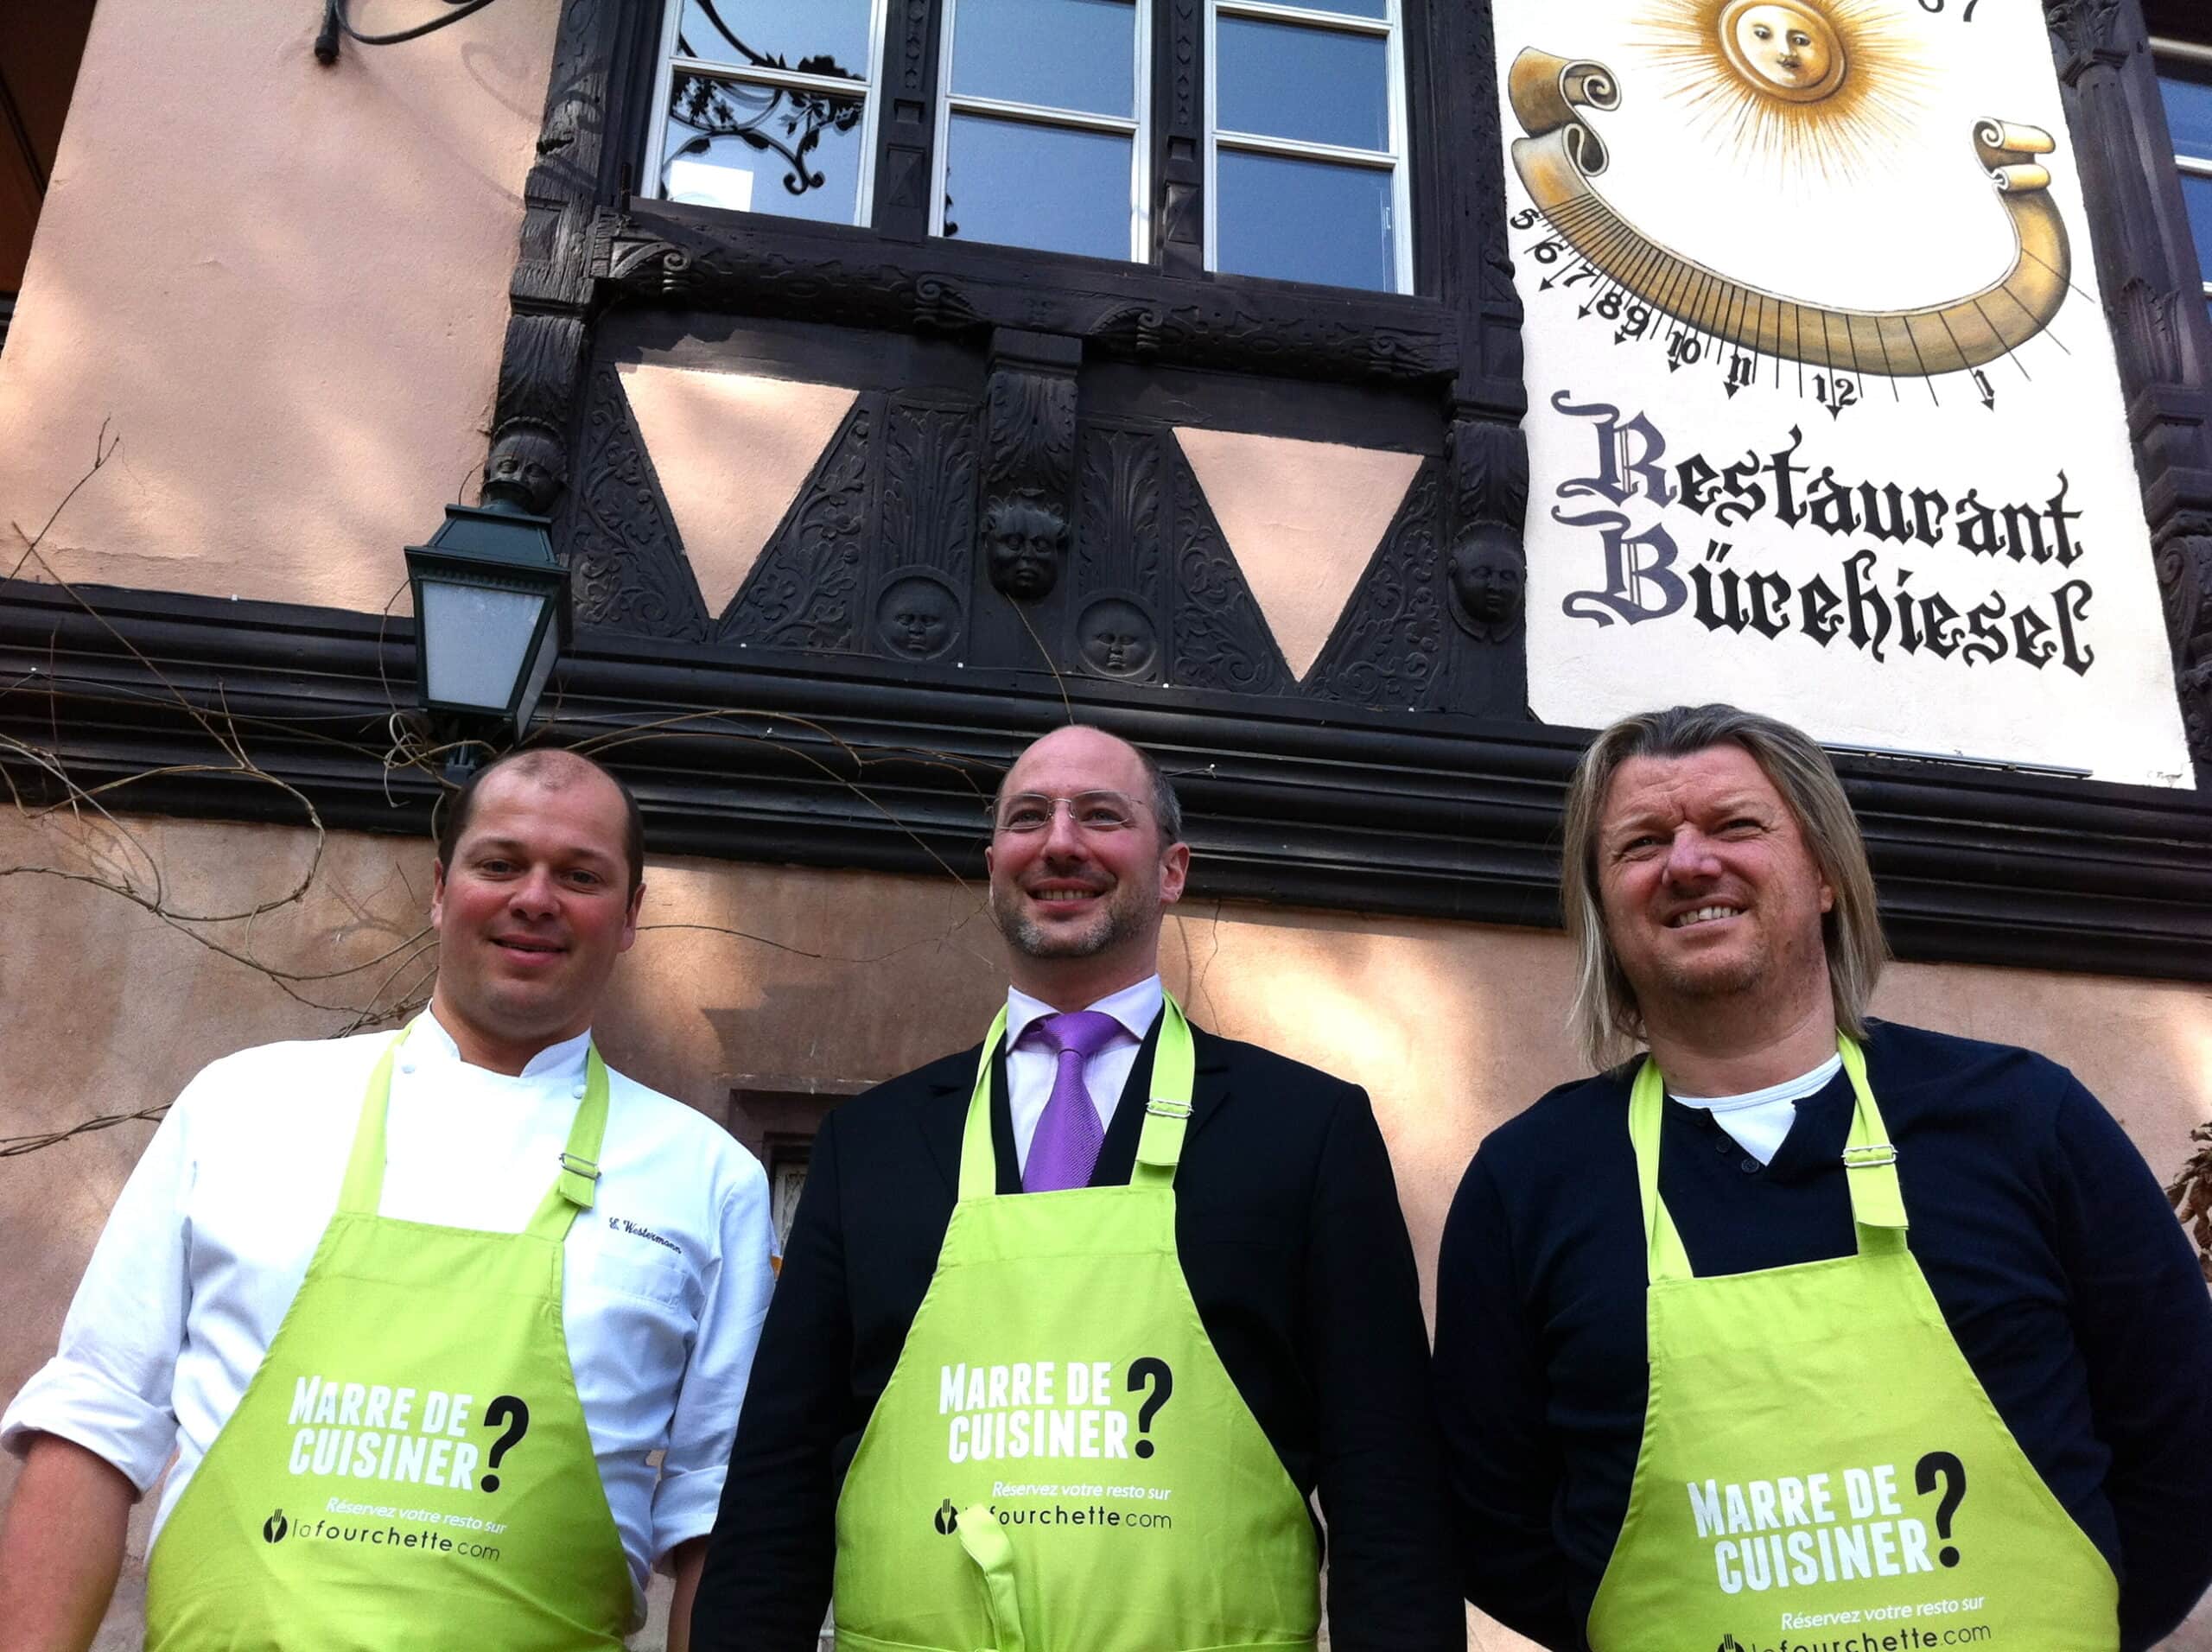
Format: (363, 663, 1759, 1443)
(645, 0, 888, 226)
(935, 0, 1149, 262)
(642, 0, 1413, 294)
(1208, 0, 1410, 293)
(2154, 36, 2212, 327)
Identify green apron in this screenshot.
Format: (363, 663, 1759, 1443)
(833, 996, 1319, 1652)
(144, 1029, 634, 1651)
(1586, 1037, 2119, 1650)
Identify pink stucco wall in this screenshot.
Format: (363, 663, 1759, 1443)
(0, 0, 557, 610)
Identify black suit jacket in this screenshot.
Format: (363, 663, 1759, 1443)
(693, 1015, 1462, 1650)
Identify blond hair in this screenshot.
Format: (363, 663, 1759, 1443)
(1560, 704, 1887, 1071)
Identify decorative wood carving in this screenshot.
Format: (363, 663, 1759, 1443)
(2042, 0, 2212, 780)
(485, 0, 635, 516)
(872, 397, 980, 661)
(1169, 449, 1294, 696)
(1070, 426, 1166, 683)
(559, 365, 709, 639)
(1309, 460, 1448, 710)
(720, 398, 876, 652)
(597, 208, 1460, 387)
(982, 329, 1080, 602)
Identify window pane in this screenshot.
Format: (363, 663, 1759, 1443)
(2160, 71, 2212, 159)
(2179, 171, 2212, 290)
(944, 114, 1133, 257)
(1216, 17, 1389, 151)
(660, 79, 867, 223)
(1217, 150, 1393, 289)
(673, 0, 873, 83)
(951, 0, 1136, 117)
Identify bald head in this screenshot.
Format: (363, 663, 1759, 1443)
(436, 748, 645, 894)
(994, 726, 1183, 848)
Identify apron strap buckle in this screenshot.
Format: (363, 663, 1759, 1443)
(1144, 1098, 1193, 1119)
(556, 1150, 601, 1209)
(1841, 1143, 1898, 1167)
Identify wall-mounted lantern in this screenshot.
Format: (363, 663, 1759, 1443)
(404, 502, 569, 781)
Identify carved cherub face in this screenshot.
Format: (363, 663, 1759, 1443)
(482, 428, 563, 512)
(984, 496, 1069, 601)
(1723, 0, 1845, 100)
(879, 576, 958, 659)
(1078, 598, 1158, 677)
(1448, 525, 1527, 628)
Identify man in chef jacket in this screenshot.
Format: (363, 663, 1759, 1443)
(0, 747, 776, 1652)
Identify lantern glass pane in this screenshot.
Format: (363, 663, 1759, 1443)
(420, 583, 544, 715)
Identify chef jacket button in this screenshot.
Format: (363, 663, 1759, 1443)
(572, 1083, 587, 1099)
(1739, 1157, 1760, 1174)
(398, 1061, 416, 1075)
(1713, 1137, 1731, 1155)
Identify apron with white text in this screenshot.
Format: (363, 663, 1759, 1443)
(144, 1031, 632, 1651)
(1586, 1037, 2118, 1651)
(832, 996, 1319, 1652)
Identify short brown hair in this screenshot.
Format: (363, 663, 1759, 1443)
(434, 748, 645, 895)
(1560, 703, 1886, 1070)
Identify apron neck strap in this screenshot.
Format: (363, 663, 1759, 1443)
(959, 994, 1198, 1200)
(1629, 1033, 1904, 1284)
(340, 1026, 612, 1240)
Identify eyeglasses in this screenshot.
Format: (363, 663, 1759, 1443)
(993, 791, 1148, 835)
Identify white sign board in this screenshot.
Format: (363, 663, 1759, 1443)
(1491, 0, 2193, 785)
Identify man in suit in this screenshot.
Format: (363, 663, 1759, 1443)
(692, 724, 1459, 1652)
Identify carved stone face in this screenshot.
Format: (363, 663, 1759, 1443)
(1721, 0, 1846, 100)
(1077, 597, 1159, 679)
(877, 574, 960, 660)
(984, 496, 1069, 601)
(482, 427, 564, 513)
(1448, 524, 1527, 630)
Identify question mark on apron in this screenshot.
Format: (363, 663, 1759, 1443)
(481, 1395, 531, 1492)
(1127, 1358, 1173, 1458)
(1913, 1450, 1967, 1566)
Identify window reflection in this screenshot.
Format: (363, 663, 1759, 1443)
(944, 117, 1135, 259)
(951, 0, 1137, 118)
(675, 0, 871, 81)
(1216, 18, 1389, 151)
(662, 83, 867, 221)
(1216, 151, 1393, 290)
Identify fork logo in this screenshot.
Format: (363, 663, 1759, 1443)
(933, 1499, 959, 1536)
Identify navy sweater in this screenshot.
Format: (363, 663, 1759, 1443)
(1434, 1021, 2212, 1652)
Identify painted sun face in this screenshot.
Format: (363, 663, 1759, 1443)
(1640, 0, 1918, 177)
(1721, 0, 1847, 101)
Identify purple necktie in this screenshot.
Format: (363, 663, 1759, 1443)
(1021, 1010, 1122, 1193)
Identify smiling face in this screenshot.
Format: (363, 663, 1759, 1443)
(985, 727, 1188, 1005)
(1595, 743, 1834, 1035)
(1723, 0, 1846, 99)
(429, 759, 643, 1074)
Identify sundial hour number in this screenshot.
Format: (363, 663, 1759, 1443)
(1613, 303, 1652, 344)
(1726, 354, 1755, 398)
(1666, 327, 1705, 370)
(1812, 373, 1861, 417)
(1529, 236, 1567, 264)
(1917, 0, 1980, 17)
(1510, 206, 1541, 231)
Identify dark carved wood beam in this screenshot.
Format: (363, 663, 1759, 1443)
(2046, 0, 2212, 781)
(4, 578, 2208, 984)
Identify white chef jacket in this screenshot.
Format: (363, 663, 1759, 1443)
(0, 1013, 776, 1608)
(1002, 975, 1163, 1172)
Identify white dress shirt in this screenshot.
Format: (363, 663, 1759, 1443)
(0, 1013, 776, 1613)
(1002, 975, 1164, 1172)
(1669, 1052, 1844, 1166)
